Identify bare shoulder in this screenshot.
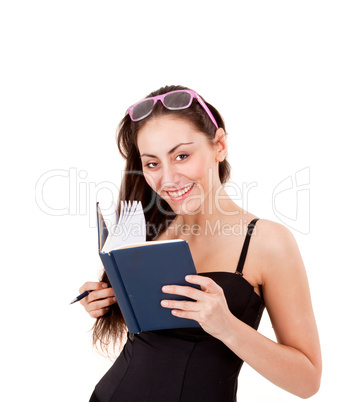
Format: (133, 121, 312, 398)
(253, 218, 311, 323)
(255, 218, 298, 253)
(253, 219, 304, 284)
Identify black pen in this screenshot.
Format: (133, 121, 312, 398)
(70, 290, 92, 305)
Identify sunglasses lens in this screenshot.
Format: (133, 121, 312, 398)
(164, 91, 192, 109)
(132, 99, 155, 121)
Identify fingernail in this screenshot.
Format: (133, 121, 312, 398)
(102, 283, 107, 288)
(112, 297, 116, 302)
(161, 300, 168, 307)
(162, 286, 169, 292)
(185, 275, 192, 280)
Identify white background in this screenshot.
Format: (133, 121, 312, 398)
(1, 1, 344, 401)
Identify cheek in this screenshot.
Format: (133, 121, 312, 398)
(187, 159, 210, 181)
(143, 170, 158, 191)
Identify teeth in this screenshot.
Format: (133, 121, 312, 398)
(167, 183, 194, 198)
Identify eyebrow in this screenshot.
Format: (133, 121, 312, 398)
(140, 142, 194, 158)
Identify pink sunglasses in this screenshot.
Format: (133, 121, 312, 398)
(127, 89, 219, 129)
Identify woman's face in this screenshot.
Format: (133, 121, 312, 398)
(137, 115, 225, 215)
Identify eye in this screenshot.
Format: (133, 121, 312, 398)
(144, 161, 159, 169)
(176, 153, 189, 161)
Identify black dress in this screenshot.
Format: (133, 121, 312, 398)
(90, 219, 265, 402)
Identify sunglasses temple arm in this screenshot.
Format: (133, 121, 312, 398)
(196, 95, 219, 129)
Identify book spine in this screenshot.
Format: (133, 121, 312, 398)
(99, 252, 141, 334)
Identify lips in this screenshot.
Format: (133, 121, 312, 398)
(165, 183, 195, 198)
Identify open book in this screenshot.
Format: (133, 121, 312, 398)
(96, 201, 200, 334)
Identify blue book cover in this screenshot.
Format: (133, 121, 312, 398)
(97, 202, 200, 333)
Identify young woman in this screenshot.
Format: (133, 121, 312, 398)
(80, 85, 322, 401)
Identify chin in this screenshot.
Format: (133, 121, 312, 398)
(171, 199, 204, 216)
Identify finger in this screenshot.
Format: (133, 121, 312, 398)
(89, 307, 111, 319)
(79, 281, 108, 294)
(161, 299, 200, 312)
(80, 289, 115, 309)
(171, 309, 199, 321)
(87, 288, 115, 303)
(185, 275, 222, 293)
(87, 296, 117, 314)
(162, 284, 203, 301)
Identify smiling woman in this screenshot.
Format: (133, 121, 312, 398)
(137, 116, 226, 215)
(78, 85, 322, 402)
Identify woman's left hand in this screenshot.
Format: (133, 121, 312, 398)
(161, 275, 234, 340)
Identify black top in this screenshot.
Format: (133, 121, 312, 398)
(90, 218, 265, 402)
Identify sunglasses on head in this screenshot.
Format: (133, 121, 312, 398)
(127, 89, 219, 129)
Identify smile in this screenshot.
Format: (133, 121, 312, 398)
(166, 183, 195, 199)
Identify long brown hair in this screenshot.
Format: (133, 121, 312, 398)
(92, 85, 231, 352)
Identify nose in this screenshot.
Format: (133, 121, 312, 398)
(160, 164, 181, 191)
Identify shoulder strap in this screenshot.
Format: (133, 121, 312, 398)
(235, 218, 260, 276)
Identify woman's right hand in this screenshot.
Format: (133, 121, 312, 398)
(79, 282, 117, 318)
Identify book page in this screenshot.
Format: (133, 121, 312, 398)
(98, 200, 146, 253)
(97, 204, 109, 252)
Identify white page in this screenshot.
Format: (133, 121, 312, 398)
(101, 200, 146, 253)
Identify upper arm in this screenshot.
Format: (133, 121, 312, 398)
(259, 220, 321, 369)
